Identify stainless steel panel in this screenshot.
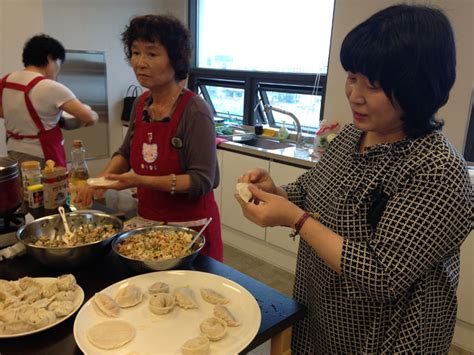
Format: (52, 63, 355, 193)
(57, 50, 109, 160)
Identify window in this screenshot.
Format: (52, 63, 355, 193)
(188, 0, 335, 132)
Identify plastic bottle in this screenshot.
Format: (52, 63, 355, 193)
(68, 140, 91, 209)
(278, 121, 289, 141)
(21, 160, 41, 201)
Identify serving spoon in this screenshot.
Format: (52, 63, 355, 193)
(183, 217, 212, 254)
(58, 206, 75, 245)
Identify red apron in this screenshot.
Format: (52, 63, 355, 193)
(0, 74, 66, 167)
(130, 90, 223, 261)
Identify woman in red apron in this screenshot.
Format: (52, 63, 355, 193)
(78, 15, 223, 261)
(0, 34, 98, 168)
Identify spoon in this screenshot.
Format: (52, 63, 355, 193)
(58, 206, 74, 245)
(183, 217, 212, 254)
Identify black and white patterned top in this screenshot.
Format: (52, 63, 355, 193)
(284, 124, 472, 354)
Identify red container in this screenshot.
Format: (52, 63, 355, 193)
(0, 157, 22, 216)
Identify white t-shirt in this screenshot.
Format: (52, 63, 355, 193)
(2, 70, 75, 158)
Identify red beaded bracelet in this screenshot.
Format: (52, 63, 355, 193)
(289, 212, 311, 240)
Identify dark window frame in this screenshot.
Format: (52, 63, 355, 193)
(187, 0, 330, 131)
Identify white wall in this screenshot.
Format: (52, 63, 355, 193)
(324, 0, 474, 153)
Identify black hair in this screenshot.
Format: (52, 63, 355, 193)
(121, 14, 191, 81)
(22, 34, 66, 67)
(340, 4, 456, 138)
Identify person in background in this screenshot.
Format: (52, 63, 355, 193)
(0, 34, 98, 168)
(235, 4, 472, 354)
(79, 15, 223, 261)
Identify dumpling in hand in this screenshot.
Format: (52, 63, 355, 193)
(236, 182, 252, 203)
(214, 305, 241, 327)
(148, 282, 170, 294)
(115, 285, 143, 308)
(199, 317, 227, 341)
(182, 336, 210, 355)
(149, 293, 175, 315)
(93, 293, 120, 317)
(48, 300, 75, 317)
(173, 287, 198, 309)
(200, 288, 229, 305)
(56, 274, 77, 291)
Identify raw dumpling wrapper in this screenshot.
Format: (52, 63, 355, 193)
(115, 285, 143, 308)
(148, 281, 170, 294)
(93, 293, 120, 317)
(182, 336, 210, 355)
(200, 288, 229, 305)
(149, 293, 175, 315)
(87, 320, 136, 350)
(173, 287, 198, 309)
(213, 305, 241, 327)
(236, 182, 252, 202)
(200, 317, 227, 341)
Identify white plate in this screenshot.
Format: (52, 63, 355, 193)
(0, 277, 85, 338)
(86, 177, 117, 187)
(74, 270, 261, 355)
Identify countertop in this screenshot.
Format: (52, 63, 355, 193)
(217, 139, 320, 169)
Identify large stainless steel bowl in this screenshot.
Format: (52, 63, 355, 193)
(16, 210, 123, 269)
(112, 225, 205, 273)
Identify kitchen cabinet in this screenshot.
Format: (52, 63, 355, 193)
(266, 162, 309, 253)
(220, 150, 269, 240)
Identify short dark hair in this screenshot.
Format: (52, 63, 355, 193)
(121, 14, 191, 81)
(22, 34, 66, 67)
(340, 4, 456, 138)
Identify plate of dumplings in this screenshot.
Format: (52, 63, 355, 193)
(0, 274, 84, 337)
(73, 270, 261, 354)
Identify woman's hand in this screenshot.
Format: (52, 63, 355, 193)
(235, 185, 302, 228)
(74, 184, 105, 206)
(104, 171, 141, 190)
(238, 168, 277, 194)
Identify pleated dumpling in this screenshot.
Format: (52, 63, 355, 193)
(48, 300, 75, 317)
(213, 305, 240, 327)
(149, 293, 175, 315)
(200, 288, 229, 305)
(93, 293, 120, 317)
(173, 287, 198, 309)
(115, 285, 143, 308)
(148, 282, 170, 294)
(28, 308, 57, 329)
(55, 290, 76, 302)
(56, 274, 77, 291)
(181, 336, 210, 355)
(199, 317, 227, 341)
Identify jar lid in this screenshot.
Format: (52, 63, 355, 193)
(21, 160, 41, 169)
(0, 156, 19, 179)
(73, 140, 83, 148)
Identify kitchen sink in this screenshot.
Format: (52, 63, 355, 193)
(240, 138, 294, 150)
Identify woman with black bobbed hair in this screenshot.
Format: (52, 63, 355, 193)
(235, 4, 471, 353)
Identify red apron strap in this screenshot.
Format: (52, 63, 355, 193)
(0, 74, 10, 106)
(172, 89, 195, 121)
(23, 76, 47, 132)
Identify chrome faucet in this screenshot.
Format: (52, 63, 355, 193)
(264, 104, 304, 149)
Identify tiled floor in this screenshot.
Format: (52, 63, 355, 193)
(223, 244, 472, 355)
